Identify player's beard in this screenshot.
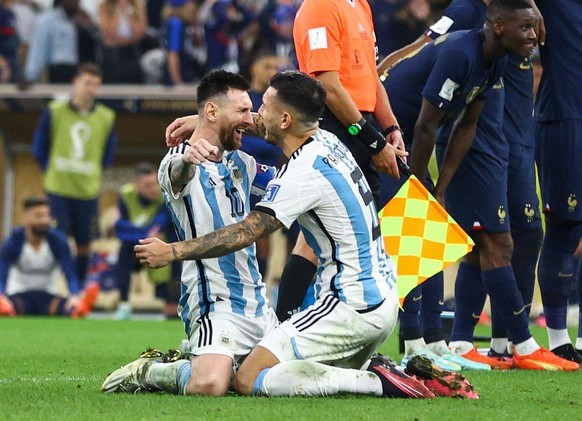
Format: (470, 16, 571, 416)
(218, 125, 240, 151)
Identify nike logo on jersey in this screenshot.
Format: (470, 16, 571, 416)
(412, 295, 422, 302)
(472, 313, 481, 319)
(438, 300, 445, 305)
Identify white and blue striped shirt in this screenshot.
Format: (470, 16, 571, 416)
(159, 142, 275, 336)
(256, 129, 397, 311)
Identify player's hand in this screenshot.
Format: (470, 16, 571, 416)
(183, 138, 220, 165)
(387, 129, 406, 157)
(165, 115, 198, 147)
(528, 0, 546, 46)
(0, 294, 16, 316)
(433, 188, 446, 208)
(574, 238, 582, 258)
(372, 144, 408, 179)
(135, 237, 174, 268)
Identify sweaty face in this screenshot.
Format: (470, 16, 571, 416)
(136, 173, 161, 203)
(24, 205, 51, 237)
(258, 87, 282, 145)
(216, 89, 253, 151)
(500, 8, 537, 58)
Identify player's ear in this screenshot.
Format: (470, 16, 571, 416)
(280, 111, 292, 129)
(491, 18, 504, 36)
(205, 101, 218, 122)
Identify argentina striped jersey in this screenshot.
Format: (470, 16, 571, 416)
(256, 129, 396, 311)
(159, 142, 276, 336)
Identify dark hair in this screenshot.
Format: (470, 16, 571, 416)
(269, 71, 326, 124)
(135, 161, 156, 176)
(75, 62, 103, 79)
(23, 197, 49, 211)
(196, 70, 250, 109)
(487, 0, 533, 21)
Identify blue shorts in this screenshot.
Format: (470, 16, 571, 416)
(535, 119, 582, 221)
(507, 142, 542, 231)
(47, 193, 99, 245)
(9, 290, 64, 315)
(437, 145, 510, 234)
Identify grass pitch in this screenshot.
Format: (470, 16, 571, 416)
(1, 318, 580, 421)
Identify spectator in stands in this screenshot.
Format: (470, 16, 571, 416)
(112, 162, 180, 320)
(0, 197, 100, 317)
(20, 0, 98, 87)
(98, 0, 148, 84)
(32, 63, 117, 286)
(162, 0, 207, 86)
(0, 0, 20, 82)
(203, 0, 255, 73)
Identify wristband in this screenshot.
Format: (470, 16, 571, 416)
(348, 118, 387, 154)
(383, 125, 403, 138)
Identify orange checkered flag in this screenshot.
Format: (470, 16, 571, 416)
(379, 175, 474, 307)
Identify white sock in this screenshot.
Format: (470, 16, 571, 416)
(256, 361, 382, 397)
(547, 328, 571, 350)
(404, 338, 427, 355)
(426, 340, 450, 355)
(514, 337, 540, 356)
(490, 338, 508, 354)
(576, 338, 582, 350)
(145, 360, 190, 394)
(507, 341, 514, 355)
(448, 341, 473, 355)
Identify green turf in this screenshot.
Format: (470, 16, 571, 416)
(1, 318, 580, 421)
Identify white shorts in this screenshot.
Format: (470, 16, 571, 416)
(187, 307, 279, 364)
(258, 286, 398, 369)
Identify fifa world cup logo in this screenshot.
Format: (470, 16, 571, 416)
(70, 121, 92, 160)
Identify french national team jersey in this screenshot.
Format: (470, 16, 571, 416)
(255, 129, 396, 311)
(383, 29, 507, 142)
(158, 142, 276, 335)
(534, 0, 582, 121)
(427, 0, 534, 150)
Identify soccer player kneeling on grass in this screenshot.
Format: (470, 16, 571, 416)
(116, 71, 475, 398)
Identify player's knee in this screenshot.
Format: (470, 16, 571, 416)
(478, 232, 514, 266)
(185, 373, 230, 396)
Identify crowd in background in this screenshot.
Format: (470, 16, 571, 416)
(0, 0, 445, 87)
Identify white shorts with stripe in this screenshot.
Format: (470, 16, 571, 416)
(187, 307, 279, 364)
(258, 286, 399, 369)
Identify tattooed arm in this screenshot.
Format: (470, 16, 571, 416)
(134, 210, 284, 268)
